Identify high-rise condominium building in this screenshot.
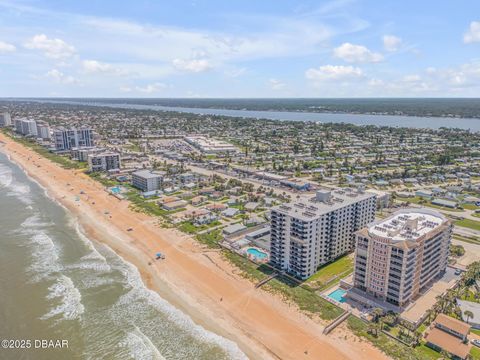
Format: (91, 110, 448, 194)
(35, 121, 51, 140)
(14, 118, 37, 137)
(353, 208, 451, 307)
(270, 188, 376, 279)
(0, 112, 11, 127)
(54, 128, 94, 151)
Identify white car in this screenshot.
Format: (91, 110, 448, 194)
(472, 339, 480, 347)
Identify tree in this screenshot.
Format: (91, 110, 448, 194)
(412, 329, 422, 346)
(372, 308, 384, 323)
(367, 322, 380, 337)
(464, 310, 474, 324)
(425, 309, 435, 323)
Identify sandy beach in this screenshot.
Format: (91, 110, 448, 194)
(0, 132, 390, 360)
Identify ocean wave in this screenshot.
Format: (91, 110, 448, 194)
(66, 260, 111, 273)
(19, 214, 61, 283)
(26, 231, 61, 282)
(41, 275, 85, 321)
(0, 162, 13, 188)
(72, 219, 108, 264)
(112, 255, 247, 360)
(19, 213, 53, 230)
(119, 327, 166, 360)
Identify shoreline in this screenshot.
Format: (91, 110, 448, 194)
(0, 132, 390, 360)
(23, 99, 480, 131)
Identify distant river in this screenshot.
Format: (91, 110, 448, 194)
(32, 99, 480, 131)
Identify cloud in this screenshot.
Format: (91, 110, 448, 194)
(383, 35, 402, 52)
(79, 6, 355, 65)
(269, 78, 286, 90)
(464, 21, 480, 44)
(82, 59, 129, 76)
(172, 58, 212, 73)
(402, 74, 421, 82)
(305, 65, 363, 81)
(121, 82, 167, 93)
(82, 60, 113, 73)
(0, 41, 16, 53)
(45, 69, 78, 84)
(24, 34, 76, 59)
(333, 42, 383, 63)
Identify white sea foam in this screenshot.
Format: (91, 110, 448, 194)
(19, 214, 59, 280)
(66, 260, 111, 273)
(120, 327, 166, 360)
(19, 213, 53, 231)
(0, 162, 13, 188)
(111, 251, 248, 360)
(6, 182, 33, 205)
(72, 219, 108, 264)
(41, 275, 85, 321)
(26, 231, 61, 282)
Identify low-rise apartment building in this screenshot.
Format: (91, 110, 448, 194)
(131, 169, 163, 192)
(87, 152, 121, 172)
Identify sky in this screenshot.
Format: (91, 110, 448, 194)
(0, 0, 480, 98)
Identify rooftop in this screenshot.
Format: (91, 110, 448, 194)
(368, 208, 447, 243)
(132, 169, 163, 179)
(273, 188, 376, 221)
(425, 327, 471, 359)
(434, 313, 471, 337)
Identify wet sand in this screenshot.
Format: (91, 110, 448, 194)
(0, 132, 390, 360)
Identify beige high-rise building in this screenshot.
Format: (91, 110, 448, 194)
(353, 208, 451, 307)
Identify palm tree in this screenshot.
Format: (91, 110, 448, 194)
(412, 329, 422, 346)
(372, 307, 384, 323)
(425, 309, 435, 323)
(464, 310, 474, 324)
(367, 322, 380, 337)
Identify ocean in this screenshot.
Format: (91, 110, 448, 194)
(0, 151, 247, 360)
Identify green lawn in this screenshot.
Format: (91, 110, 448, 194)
(305, 255, 353, 290)
(126, 191, 185, 218)
(223, 251, 343, 320)
(347, 316, 438, 360)
(196, 229, 223, 248)
(453, 234, 480, 245)
(462, 203, 480, 211)
(4, 131, 84, 170)
(455, 218, 480, 231)
(471, 328, 480, 336)
(87, 172, 119, 187)
(179, 220, 221, 234)
(471, 346, 480, 360)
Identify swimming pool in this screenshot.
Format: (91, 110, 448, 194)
(246, 248, 268, 260)
(328, 289, 347, 303)
(110, 186, 122, 194)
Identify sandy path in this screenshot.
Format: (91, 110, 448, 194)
(0, 133, 390, 360)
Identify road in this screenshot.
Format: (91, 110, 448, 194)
(151, 155, 305, 198)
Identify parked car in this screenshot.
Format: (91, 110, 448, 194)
(472, 339, 480, 347)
